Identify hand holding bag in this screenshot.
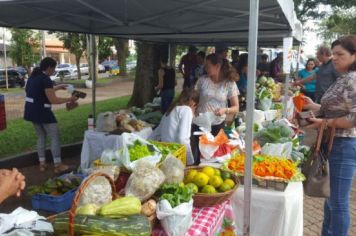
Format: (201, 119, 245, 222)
(302, 120, 335, 198)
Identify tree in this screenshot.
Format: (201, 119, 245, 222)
(57, 32, 86, 80)
(319, 8, 356, 42)
(294, 0, 355, 23)
(128, 42, 168, 107)
(98, 36, 113, 62)
(9, 28, 40, 71)
(113, 38, 129, 76)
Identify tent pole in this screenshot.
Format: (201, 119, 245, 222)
(244, 0, 259, 235)
(3, 27, 8, 90)
(89, 34, 97, 123)
(168, 43, 171, 66)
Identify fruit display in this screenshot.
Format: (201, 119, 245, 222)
(226, 152, 305, 182)
(128, 140, 154, 161)
(28, 174, 82, 196)
(184, 166, 236, 194)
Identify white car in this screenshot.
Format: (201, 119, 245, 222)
(50, 70, 73, 81)
(73, 63, 89, 75)
(98, 64, 105, 73)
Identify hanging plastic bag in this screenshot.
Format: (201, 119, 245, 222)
(261, 142, 293, 159)
(156, 199, 193, 236)
(192, 112, 217, 132)
(125, 161, 165, 201)
(257, 98, 273, 111)
(199, 129, 232, 162)
(117, 133, 162, 171)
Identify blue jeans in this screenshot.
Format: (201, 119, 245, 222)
(322, 137, 356, 236)
(160, 89, 174, 114)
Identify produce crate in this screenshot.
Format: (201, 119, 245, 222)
(237, 175, 288, 192)
(150, 140, 186, 165)
(31, 174, 86, 213)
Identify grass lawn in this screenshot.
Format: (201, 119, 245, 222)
(0, 96, 131, 159)
(0, 87, 25, 94)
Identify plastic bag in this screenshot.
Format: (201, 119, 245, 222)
(160, 155, 184, 184)
(192, 112, 217, 132)
(125, 161, 165, 201)
(96, 112, 116, 132)
(257, 98, 272, 111)
(100, 149, 120, 165)
(199, 129, 231, 162)
(156, 199, 193, 236)
(79, 176, 112, 207)
(261, 142, 293, 158)
(118, 133, 162, 171)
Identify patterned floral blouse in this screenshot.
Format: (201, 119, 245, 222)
(320, 71, 356, 137)
(195, 75, 239, 125)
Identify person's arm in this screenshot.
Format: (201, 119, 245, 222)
(155, 68, 164, 90)
(45, 88, 78, 104)
(178, 56, 185, 77)
(215, 82, 240, 116)
(296, 73, 316, 85)
(54, 84, 68, 91)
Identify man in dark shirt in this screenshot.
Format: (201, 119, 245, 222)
(294, 46, 339, 103)
(179, 46, 197, 89)
(257, 54, 270, 76)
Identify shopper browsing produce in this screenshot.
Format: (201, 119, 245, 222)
(192, 53, 239, 164)
(24, 57, 79, 174)
(150, 89, 200, 165)
(303, 35, 356, 236)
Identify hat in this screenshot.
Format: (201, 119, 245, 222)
(188, 45, 198, 52)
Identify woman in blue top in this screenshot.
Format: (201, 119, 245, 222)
(297, 58, 319, 101)
(24, 57, 78, 174)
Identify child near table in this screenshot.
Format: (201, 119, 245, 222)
(150, 89, 199, 165)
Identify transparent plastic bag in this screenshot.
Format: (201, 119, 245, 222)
(79, 176, 112, 207)
(160, 155, 184, 184)
(125, 160, 165, 201)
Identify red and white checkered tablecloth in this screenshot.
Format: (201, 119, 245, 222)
(153, 200, 233, 236)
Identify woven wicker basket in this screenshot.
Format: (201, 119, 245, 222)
(185, 166, 239, 208)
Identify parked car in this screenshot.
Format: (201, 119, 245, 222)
(56, 63, 75, 73)
(101, 60, 118, 72)
(73, 63, 89, 75)
(98, 64, 106, 73)
(0, 69, 26, 88)
(126, 61, 137, 70)
(109, 65, 120, 76)
(50, 70, 73, 81)
(14, 66, 28, 77)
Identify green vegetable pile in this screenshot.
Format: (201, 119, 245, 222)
(157, 183, 193, 208)
(255, 122, 293, 146)
(28, 174, 82, 196)
(150, 141, 181, 158)
(128, 140, 153, 161)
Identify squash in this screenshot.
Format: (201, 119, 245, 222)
(98, 196, 141, 218)
(53, 214, 151, 236)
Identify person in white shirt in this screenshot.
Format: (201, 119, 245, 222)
(150, 89, 200, 165)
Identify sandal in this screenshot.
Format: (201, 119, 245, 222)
(39, 162, 47, 172)
(54, 163, 70, 174)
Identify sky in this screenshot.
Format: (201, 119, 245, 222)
(302, 20, 322, 57)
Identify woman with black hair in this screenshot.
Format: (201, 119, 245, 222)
(24, 57, 78, 174)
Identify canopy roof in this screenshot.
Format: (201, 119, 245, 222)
(0, 0, 302, 46)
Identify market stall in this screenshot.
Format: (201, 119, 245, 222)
(0, 0, 304, 235)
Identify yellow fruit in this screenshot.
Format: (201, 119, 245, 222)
(219, 183, 232, 192)
(185, 183, 199, 193)
(224, 179, 235, 188)
(214, 169, 221, 176)
(209, 175, 223, 188)
(179, 182, 185, 187)
(201, 185, 217, 194)
(202, 166, 215, 178)
(193, 172, 209, 187)
(184, 169, 198, 184)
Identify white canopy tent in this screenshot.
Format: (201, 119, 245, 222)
(0, 0, 302, 235)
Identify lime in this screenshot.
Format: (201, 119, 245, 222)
(224, 179, 235, 188)
(202, 166, 215, 178)
(221, 171, 231, 180)
(214, 169, 221, 176)
(218, 183, 232, 192)
(209, 175, 223, 188)
(193, 172, 209, 187)
(185, 183, 199, 194)
(201, 185, 217, 194)
(184, 169, 198, 184)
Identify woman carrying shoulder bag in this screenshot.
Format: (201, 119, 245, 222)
(303, 35, 356, 236)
